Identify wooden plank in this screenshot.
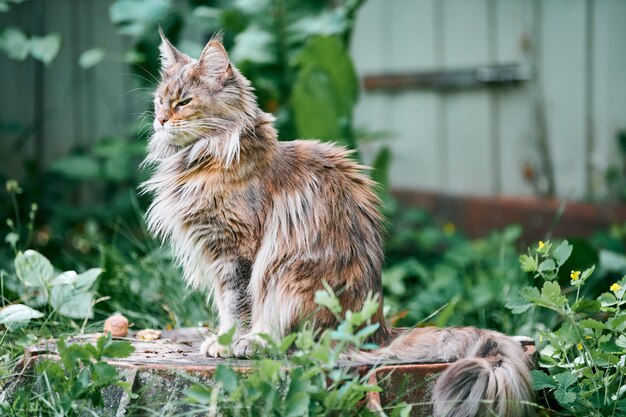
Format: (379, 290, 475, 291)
(442, 0, 493, 194)
(594, 0, 626, 197)
(0, 2, 36, 177)
(385, 0, 440, 190)
(590, 0, 608, 198)
(493, 0, 536, 196)
(539, 0, 587, 198)
(351, 0, 391, 166)
(92, 0, 140, 140)
(40, 0, 78, 165)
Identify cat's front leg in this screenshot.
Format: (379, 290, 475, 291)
(232, 284, 295, 358)
(200, 258, 252, 357)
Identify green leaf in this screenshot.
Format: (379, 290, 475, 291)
(30, 33, 61, 65)
(101, 340, 135, 358)
(15, 250, 53, 288)
(314, 288, 342, 315)
(390, 404, 413, 417)
(579, 318, 608, 330)
(50, 271, 78, 286)
(537, 259, 556, 273)
(607, 315, 626, 332)
(519, 254, 538, 273)
(48, 155, 101, 180)
(519, 286, 541, 303)
(0, 27, 29, 60)
(278, 333, 298, 353)
(76, 268, 103, 291)
(291, 35, 358, 144)
(540, 281, 567, 310)
(370, 146, 391, 192)
(92, 361, 118, 382)
(217, 325, 236, 346)
(185, 385, 214, 404)
(616, 335, 626, 349)
(355, 323, 379, 339)
(554, 371, 577, 389)
(0, 304, 43, 331)
(531, 370, 557, 390)
(505, 297, 533, 314)
(50, 284, 94, 319)
(78, 47, 105, 68)
(231, 25, 275, 65)
(4, 232, 19, 248)
(215, 364, 238, 393)
(571, 299, 601, 314)
(554, 389, 576, 405)
(581, 265, 595, 280)
(553, 240, 573, 267)
(109, 0, 172, 36)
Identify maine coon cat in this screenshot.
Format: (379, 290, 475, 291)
(142, 30, 535, 417)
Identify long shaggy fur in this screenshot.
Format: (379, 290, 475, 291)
(347, 327, 535, 417)
(142, 31, 534, 417)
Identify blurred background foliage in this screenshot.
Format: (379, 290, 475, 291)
(1, 1, 626, 415)
(0, 0, 380, 333)
(1, 0, 626, 342)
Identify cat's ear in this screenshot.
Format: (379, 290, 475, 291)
(159, 27, 191, 71)
(197, 34, 231, 84)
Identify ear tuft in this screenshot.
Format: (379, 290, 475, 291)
(158, 27, 191, 71)
(197, 35, 231, 83)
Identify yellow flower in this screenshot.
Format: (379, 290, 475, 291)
(585, 336, 592, 340)
(610, 283, 622, 293)
(570, 270, 581, 281)
(538, 241, 545, 250)
(443, 222, 456, 236)
(577, 342, 583, 350)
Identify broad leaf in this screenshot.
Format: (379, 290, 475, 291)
(231, 25, 275, 65)
(579, 318, 608, 330)
(291, 35, 358, 145)
(76, 268, 103, 291)
(519, 254, 538, 273)
(51, 271, 78, 286)
(49, 155, 100, 180)
(109, 0, 172, 36)
(215, 364, 237, 393)
(30, 33, 62, 65)
(0, 27, 29, 60)
(78, 48, 105, 68)
(531, 370, 557, 390)
(102, 340, 135, 358)
(217, 325, 236, 346)
(554, 371, 577, 389)
(50, 284, 94, 319)
(15, 250, 53, 288)
(540, 281, 567, 310)
(0, 304, 43, 331)
(554, 389, 576, 405)
(553, 240, 573, 267)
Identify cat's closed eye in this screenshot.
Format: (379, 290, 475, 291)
(175, 98, 192, 110)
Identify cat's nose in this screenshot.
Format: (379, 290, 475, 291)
(158, 117, 169, 126)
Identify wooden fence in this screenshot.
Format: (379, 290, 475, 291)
(1, 0, 626, 199)
(352, 0, 626, 198)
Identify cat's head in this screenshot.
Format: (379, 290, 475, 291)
(151, 30, 256, 162)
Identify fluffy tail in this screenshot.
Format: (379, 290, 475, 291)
(345, 326, 535, 417)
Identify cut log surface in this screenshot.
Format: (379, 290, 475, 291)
(25, 327, 254, 372)
(14, 328, 536, 417)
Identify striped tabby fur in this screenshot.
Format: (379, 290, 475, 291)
(142, 31, 534, 416)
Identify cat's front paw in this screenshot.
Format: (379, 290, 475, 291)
(232, 333, 266, 358)
(200, 333, 233, 358)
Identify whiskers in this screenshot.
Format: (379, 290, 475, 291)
(144, 116, 249, 169)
